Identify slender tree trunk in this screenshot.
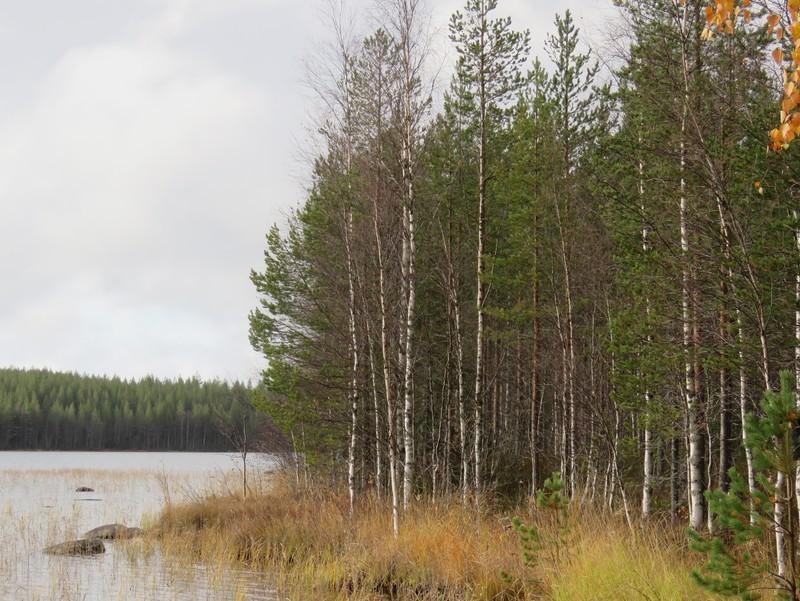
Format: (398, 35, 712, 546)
(679, 97, 702, 532)
(777, 470, 788, 580)
(395, 0, 419, 513)
(531, 243, 539, 495)
(718, 363, 729, 491)
(454, 268, 468, 502)
(735, 307, 757, 520)
(642, 426, 653, 518)
(344, 204, 360, 516)
(675, 0, 703, 532)
(371, 166, 399, 536)
(681, 125, 703, 530)
(367, 327, 382, 498)
(553, 195, 576, 497)
(402, 189, 416, 510)
(670, 435, 679, 519)
(474, 69, 486, 499)
(639, 137, 653, 518)
(555, 298, 568, 483)
(794, 209, 800, 527)
(716, 204, 732, 496)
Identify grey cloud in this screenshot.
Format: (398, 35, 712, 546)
(0, 0, 600, 382)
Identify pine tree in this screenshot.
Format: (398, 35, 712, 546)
(449, 0, 530, 498)
(690, 371, 800, 599)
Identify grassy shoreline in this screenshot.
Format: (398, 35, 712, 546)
(153, 475, 724, 600)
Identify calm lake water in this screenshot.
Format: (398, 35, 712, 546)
(0, 451, 279, 601)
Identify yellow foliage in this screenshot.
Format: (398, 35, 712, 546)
(706, 0, 800, 150)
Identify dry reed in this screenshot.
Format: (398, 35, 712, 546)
(155, 474, 727, 600)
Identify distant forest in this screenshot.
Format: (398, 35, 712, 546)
(0, 368, 258, 451)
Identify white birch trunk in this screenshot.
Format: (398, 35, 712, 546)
(642, 427, 653, 518)
(673, 0, 703, 532)
(366, 328, 382, 498)
(454, 275, 468, 503)
(371, 156, 398, 536)
(639, 137, 653, 519)
(736, 308, 756, 522)
(681, 112, 703, 531)
(401, 196, 416, 509)
(344, 204, 359, 515)
(399, 12, 417, 513)
(553, 194, 575, 497)
(777, 471, 787, 580)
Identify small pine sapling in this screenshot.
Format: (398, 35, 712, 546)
(690, 372, 800, 600)
(503, 472, 569, 588)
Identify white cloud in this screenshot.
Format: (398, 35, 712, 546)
(0, 0, 606, 382)
(0, 1, 298, 381)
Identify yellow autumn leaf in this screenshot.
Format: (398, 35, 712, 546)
(769, 128, 784, 150)
(774, 48, 784, 64)
(768, 13, 781, 29)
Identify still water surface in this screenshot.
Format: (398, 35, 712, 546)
(0, 451, 278, 601)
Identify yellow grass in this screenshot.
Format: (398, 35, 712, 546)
(154, 475, 727, 601)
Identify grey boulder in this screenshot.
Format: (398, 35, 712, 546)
(44, 538, 105, 556)
(83, 524, 143, 540)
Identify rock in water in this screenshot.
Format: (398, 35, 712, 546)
(44, 539, 105, 556)
(83, 524, 143, 540)
(75, 487, 94, 492)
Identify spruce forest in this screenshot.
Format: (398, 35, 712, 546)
(0, 368, 257, 451)
(248, 0, 800, 551)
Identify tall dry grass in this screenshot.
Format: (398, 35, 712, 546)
(155, 475, 724, 600)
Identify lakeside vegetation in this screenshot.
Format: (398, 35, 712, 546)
(156, 475, 724, 601)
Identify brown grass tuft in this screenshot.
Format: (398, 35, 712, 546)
(155, 475, 724, 600)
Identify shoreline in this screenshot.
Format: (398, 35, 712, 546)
(154, 474, 720, 601)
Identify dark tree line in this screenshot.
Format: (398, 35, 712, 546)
(0, 368, 265, 451)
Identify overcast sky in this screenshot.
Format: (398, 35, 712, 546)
(0, 0, 614, 383)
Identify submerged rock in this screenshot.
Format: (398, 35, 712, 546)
(44, 538, 105, 556)
(83, 523, 143, 540)
(75, 486, 94, 492)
